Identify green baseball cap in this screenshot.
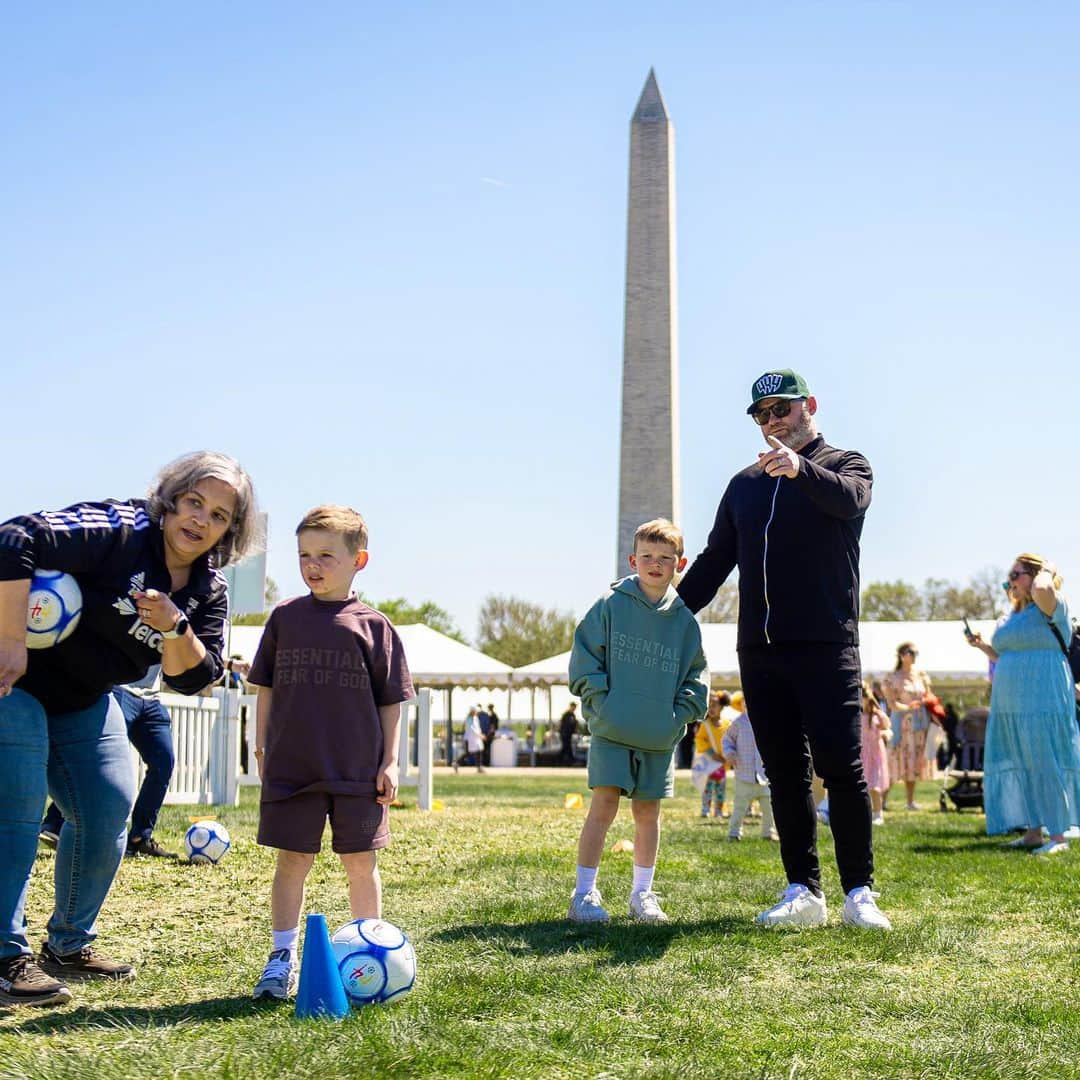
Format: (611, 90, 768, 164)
(746, 369, 811, 414)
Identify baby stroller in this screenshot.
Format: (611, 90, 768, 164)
(939, 707, 987, 812)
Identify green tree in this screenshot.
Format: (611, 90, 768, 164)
(921, 577, 951, 620)
(922, 571, 1003, 619)
(361, 596, 466, 643)
(232, 611, 269, 625)
(860, 580, 924, 621)
(265, 576, 280, 607)
(476, 595, 577, 667)
(698, 580, 739, 623)
(969, 566, 1007, 618)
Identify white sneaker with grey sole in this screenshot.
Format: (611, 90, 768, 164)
(756, 884, 828, 928)
(629, 890, 669, 922)
(253, 948, 297, 1001)
(842, 887, 892, 930)
(568, 888, 610, 923)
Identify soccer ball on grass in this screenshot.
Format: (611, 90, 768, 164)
(184, 820, 231, 864)
(331, 918, 416, 1005)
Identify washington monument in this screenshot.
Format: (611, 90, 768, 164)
(616, 69, 679, 574)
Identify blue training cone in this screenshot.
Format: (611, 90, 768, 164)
(295, 913, 350, 1020)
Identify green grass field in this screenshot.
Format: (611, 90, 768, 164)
(2, 776, 1077, 1080)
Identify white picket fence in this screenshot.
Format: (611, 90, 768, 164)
(142, 688, 433, 810)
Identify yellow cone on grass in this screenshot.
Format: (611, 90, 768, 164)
(564, 793, 584, 809)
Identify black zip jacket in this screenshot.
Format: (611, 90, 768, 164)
(0, 498, 227, 713)
(677, 435, 872, 647)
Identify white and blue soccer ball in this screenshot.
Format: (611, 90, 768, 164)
(26, 570, 83, 649)
(184, 820, 231, 864)
(331, 918, 416, 1006)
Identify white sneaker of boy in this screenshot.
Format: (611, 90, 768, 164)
(568, 888, 610, 923)
(841, 886, 893, 930)
(755, 884, 827, 928)
(629, 890, 669, 923)
(252, 948, 298, 1001)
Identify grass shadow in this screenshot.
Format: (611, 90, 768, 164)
(909, 840, 1010, 854)
(2, 994, 262, 1034)
(431, 915, 748, 964)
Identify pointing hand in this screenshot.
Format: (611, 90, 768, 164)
(757, 435, 800, 479)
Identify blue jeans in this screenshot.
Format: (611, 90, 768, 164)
(42, 688, 174, 841)
(0, 689, 134, 959)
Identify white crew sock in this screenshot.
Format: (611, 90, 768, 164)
(632, 864, 655, 894)
(272, 926, 300, 956)
(575, 865, 599, 895)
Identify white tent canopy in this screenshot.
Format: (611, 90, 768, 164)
(507, 619, 998, 689)
(225, 621, 513, 689)
(514, 650, 573, 687)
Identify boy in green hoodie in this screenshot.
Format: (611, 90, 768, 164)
(568, 519, 710, 923)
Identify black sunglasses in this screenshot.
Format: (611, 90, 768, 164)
(751, 399, 802, 426)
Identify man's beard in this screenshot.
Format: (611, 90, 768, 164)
(773, 410, 815, 451)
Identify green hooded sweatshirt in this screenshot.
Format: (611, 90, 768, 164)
(568, 575, 710, 752)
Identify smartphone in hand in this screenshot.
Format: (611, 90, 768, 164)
(962, 616, 975, 642)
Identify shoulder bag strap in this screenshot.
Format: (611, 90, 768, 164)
(1044, 614, 1070, 661)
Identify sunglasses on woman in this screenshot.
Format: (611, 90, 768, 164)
(750, 399, 803, 426)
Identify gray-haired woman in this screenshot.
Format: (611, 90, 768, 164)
(0, 451, 259, 1007)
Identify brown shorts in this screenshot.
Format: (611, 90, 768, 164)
(257, 792, 390, 854)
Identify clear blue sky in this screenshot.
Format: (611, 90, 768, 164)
(3, 3, 1078, 640)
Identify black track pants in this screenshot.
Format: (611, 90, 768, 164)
(738, 642, 873, 895)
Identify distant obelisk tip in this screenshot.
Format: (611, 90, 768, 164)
(632, 68, 668, 122)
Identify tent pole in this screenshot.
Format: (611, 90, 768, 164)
(445, 686, 454, 766)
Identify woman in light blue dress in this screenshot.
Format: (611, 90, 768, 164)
(968, 553, 1080, 855)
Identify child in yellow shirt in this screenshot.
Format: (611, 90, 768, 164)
(695, 692, 734, 817)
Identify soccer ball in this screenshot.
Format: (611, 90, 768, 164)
(26, 570, 83, 649)
(331, 918, 416, 1005)
(184, 820, 231, 864)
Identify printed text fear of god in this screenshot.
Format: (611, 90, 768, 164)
(610, 632, 681, 673)
(273, 646, 369, 688)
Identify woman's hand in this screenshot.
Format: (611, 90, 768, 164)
(968, 633, 999, 661)
(0, 637, 27, 699)
(0, 578, 32, 698)
(1031, 569, 1058, 616)
(132, 589, 182, 633)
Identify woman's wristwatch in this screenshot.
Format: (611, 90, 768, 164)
(163, 613, 190, 640)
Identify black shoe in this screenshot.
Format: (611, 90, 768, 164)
(126, 835, 177, 859)
(39, 942, 136, 981)
(0, 954, 73, 1006)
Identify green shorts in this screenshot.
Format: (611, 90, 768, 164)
(587, 735, 676, 800)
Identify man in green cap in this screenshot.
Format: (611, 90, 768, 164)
(678, 369, 891, 931)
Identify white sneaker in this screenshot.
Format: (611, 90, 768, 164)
(252, 948, 297, 1000)
(871, 812, 885, 826)
(629, 890, 669, 923)
(568, 888, 610, 923)
(756, 884, 827, 928)
(842, 886, 892, 930)
(1032, 840, 1069, 856)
